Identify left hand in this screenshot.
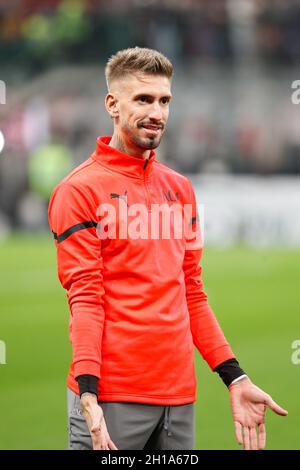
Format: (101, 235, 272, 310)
(229, 377, 288, 450)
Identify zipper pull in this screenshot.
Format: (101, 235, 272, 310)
(143, 158, 149, 170)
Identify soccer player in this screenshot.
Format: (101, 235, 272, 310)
(48, 47, 287, 451)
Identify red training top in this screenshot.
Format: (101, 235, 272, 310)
(48, 136, 235, 405)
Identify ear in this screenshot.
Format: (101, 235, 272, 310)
(105, 93, 120, 119)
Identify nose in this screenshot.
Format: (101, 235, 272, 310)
(148, 101, 163, 121)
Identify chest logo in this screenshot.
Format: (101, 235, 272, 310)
(110, 190, 129, 206)
(162, 189, 179, 202)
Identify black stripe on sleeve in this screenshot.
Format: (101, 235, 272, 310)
(52, 220, 97, 244)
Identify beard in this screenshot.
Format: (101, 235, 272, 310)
(131, 133, 162, 150)
(121, 120, 165, 151)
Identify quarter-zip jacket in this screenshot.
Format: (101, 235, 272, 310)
(48, 136, 235, 405)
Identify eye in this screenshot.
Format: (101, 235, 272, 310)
(139, 95, 149, 103)
(161, 97, 170, 105)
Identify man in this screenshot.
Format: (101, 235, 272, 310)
(48, 47, 287, 451)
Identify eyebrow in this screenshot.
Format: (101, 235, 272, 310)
(133, 93, 172, 100)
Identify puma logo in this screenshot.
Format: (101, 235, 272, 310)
(110, 190, 129, 206)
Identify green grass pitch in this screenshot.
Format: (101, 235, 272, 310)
(0, 234, 298, 449)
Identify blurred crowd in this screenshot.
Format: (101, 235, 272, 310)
(0, 0, 300, 231)
(2, 0, 300, 73)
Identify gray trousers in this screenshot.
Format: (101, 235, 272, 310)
(67, 388, 195, 450)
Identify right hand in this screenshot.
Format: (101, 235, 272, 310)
(80, 393, 118, 450)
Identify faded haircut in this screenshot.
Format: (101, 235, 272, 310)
(105, 47, 173, 89)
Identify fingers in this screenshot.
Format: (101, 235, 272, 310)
(83, 402, 116, 451)
(250, 427, 258, 450)
(98, 433, 117, 450)
(90, 420, 117, 450)
(258, 423, 266, 450)
(237, 423, 265, 451)
(99, 419, 118, 450)
(265, 396, 288, 416)
(109, 439, 118, 450)
(90, 426, 102, 450)
(91, 428, 112, 450)
(234, 421, 243, 446)
(90, 422, 103, 450)
(243, 427, 250, 450)
(241, 426, 258, 451)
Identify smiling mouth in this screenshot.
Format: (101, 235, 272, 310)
(141, 125, 162, 133)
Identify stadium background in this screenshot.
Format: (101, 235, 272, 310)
(0, 0, 299, 450)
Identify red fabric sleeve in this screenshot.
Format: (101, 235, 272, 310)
(183, 180, 236, 370)
(48, 181, 104, 379)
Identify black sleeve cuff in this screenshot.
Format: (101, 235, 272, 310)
(76, 375, 99, 398)
(214, 359, 246, 387)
